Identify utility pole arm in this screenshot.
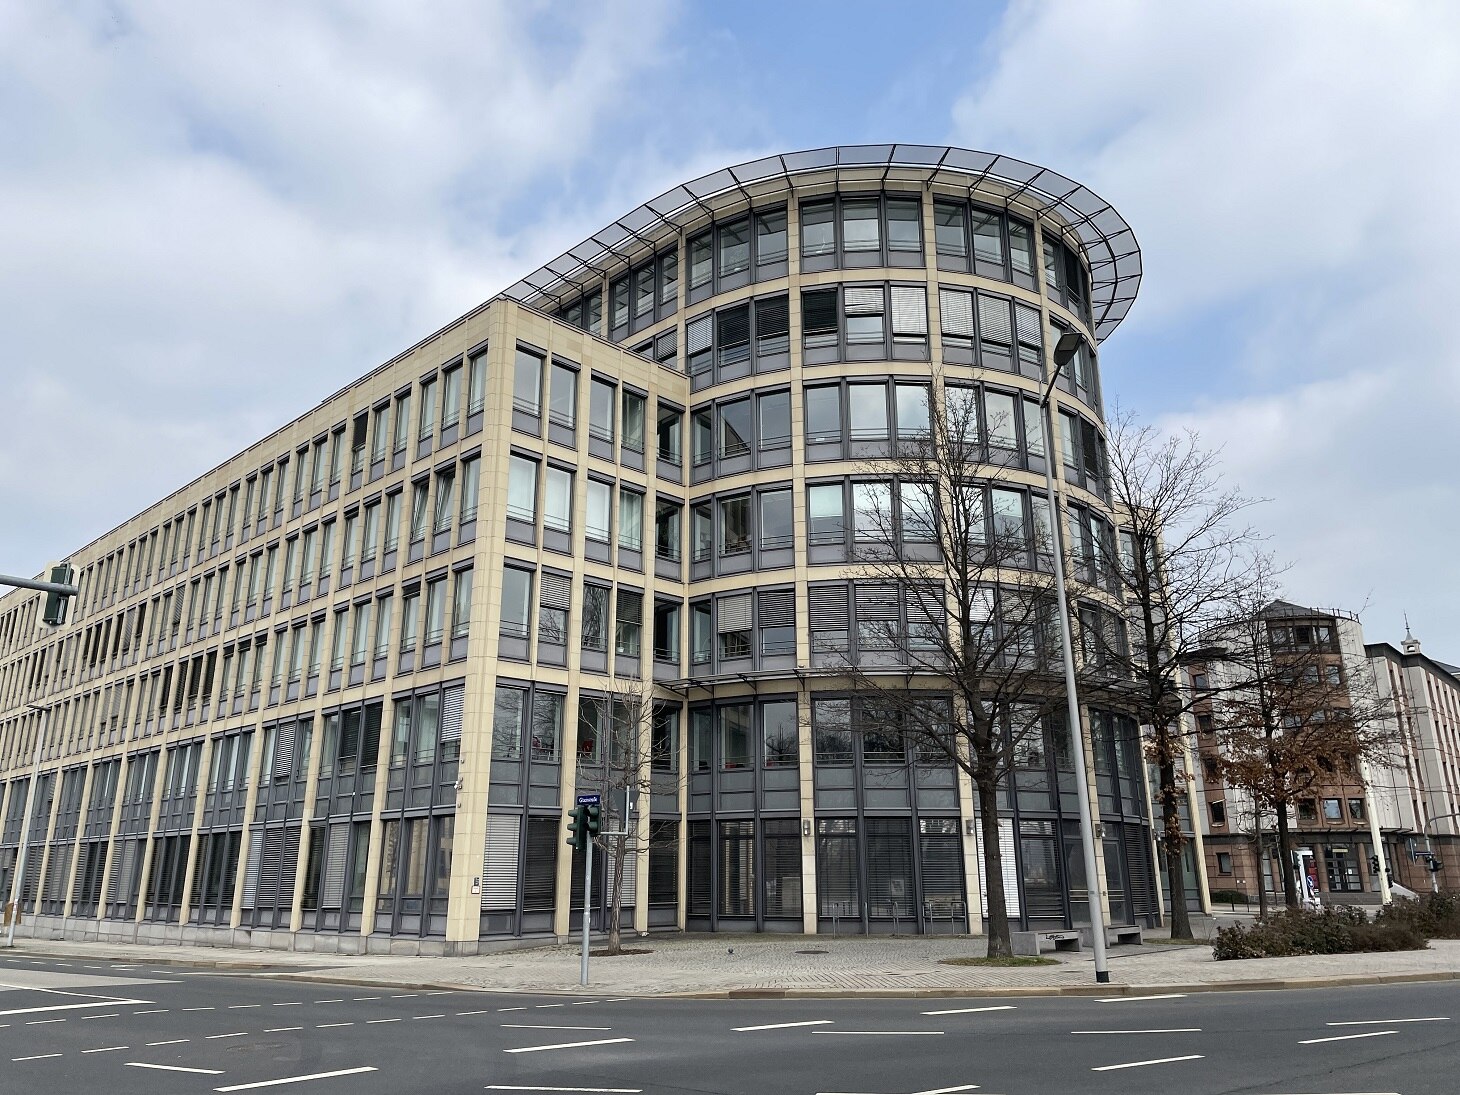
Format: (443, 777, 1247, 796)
(0, 574, 79, 597)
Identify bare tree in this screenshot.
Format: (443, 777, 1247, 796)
(575, 675, 678, 955)
(1099, 410, 1269, 939)
(1209, 596, 1401, 909)
(826, 377, 1102, 957)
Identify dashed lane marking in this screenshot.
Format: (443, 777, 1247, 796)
(214, 1065, 378, 1090)
(184, 1007, 216, 1012)
(314, 999, 343, 1004)
(502, 1025, 612, 1032)
(813, 1030, 944, 1037)
(13, 1053, 63, 1061)
(388, 994, 417, 999)
(1092, 1054, 1205, 1071)
(272, 1002, 303, 1007)
(316, 1022, 354, 1028)
(265, 1027, 302, 1033)
(1098, 994, 1188, 1004)
(1072, 1029, 1203, 1035)
(414, 1014, 445, 1020)
(485, 1087, 642, 1093)
(1300, 1030, 1398, 1045)
(206, 1032, 250, 1040)
(922, 1005, 1017, 1016)
(133, 1009, 169, 1015)
(457, 1010, 490, 1016)
(146, 1039, 189, 1046)
(366, 1019, 402, 1024)
(733, 1020, 833, 1032)
(1327, 1017, 1450, 1025)
(127, 1063, 225, 1075)
(83, 1046, 129, 1053)
(504, 1037, 635, 1054)
(230, 1004, 262, 1009)
(80, 1012, 120, 1019)
(353, 997, 380, 1001)
(27, 1019, 66, 1025)
(498, 1007, 528, 1012)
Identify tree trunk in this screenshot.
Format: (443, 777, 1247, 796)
(1157, 753, 1193, 939)
(1253, 815, 1269, 919)
(1274, 806, 1299, 909)
(606, 834, 626, 955)
(975, 769, 1013, 958)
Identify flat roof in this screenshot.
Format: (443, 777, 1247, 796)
(503, 143, 1143, 342)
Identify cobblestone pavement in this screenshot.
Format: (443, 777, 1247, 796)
(9, 932, 1460, 996)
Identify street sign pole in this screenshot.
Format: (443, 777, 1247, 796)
(575, 793, 600, 987)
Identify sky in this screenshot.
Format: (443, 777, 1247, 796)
(2, 0, 1457, 654)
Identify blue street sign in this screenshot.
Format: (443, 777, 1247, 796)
(575, 793, 601, 806)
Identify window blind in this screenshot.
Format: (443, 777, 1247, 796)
(807, 585, 850, 629)
(977, 295, 1013, 345)
(890, 286, 928, 335)
(440, 685, 465, 744)
(756, 588, 795, 628)
(939, 289, 975, 337)
(842, 286, 885, 315)
(482, 813, 521, 911)
(717, 593, 752, 632)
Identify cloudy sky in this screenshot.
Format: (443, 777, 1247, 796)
(3, 0, 1456, 653)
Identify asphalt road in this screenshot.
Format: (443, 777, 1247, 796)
(1, 950, 1455, 1095)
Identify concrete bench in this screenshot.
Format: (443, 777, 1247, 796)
(1010, 929, 1082, 956)
(1080, 924, 1144, 947)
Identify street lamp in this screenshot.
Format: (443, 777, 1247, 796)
(1040, 331, 1110, 984)
(4, 703, 51, 947)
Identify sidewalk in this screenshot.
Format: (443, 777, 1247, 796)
(10, 931, 1460, 998)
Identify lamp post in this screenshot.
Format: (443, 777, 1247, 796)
(1041, 331, 1110, 984)
(4, 703, 51, 947)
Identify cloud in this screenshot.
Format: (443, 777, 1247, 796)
(951, 0, 1460, 652)
(0, 0, 701, 571)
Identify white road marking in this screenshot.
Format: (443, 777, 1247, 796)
(485, 1088, 642, 1093)
(81, 1012, 120, 1019)
(230, 1004, 262, 1009)
(83, 1045, 129, 1053)
(388, 994, 417, 999)
(133, 1009, 169, 1015)
(0, 996, 149, 1017)
(1300, 1030, 1398, 1045)
(1098, 994, 1188, 1003)
(498, 1007, 528, 1012)
(922, 1005, 1017, 1015)
(273, 1002, 302, 1007)
(184, 1006, 216, 1012)
(414, 1014, 446, 1020)
(815, 1086, 979, 1095)
(13, 1053, 63, 1061)
(502, 1024, 612, 1031)
(214, 1066, 379, 1090)
(366, 1018, 402, 1024)
(1327, 1017, 1450, 1025)
(27, 1018, 66, 1025)
(535, 1003, 567, 1008)
(315, 999, 343, 1004)
(316, 1022, 354, 1028)
(1073, 1028, 1202, 1034)
(1092, 1054, 1204, 1071)
(207, 1032, 250, 1039)
(147, 1039, 190, 1046)
(504, 1037, 636, 1054)
(812, 1031, 945, 1036)
(265, 1027, 303, 1034)
(353, 997, 380, 1002)
(733, 1019, 834, 1032)
(127, 1062, 225, 1075)
(457, 1010, 490, 1016)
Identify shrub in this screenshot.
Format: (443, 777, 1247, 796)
(1376, 890, 1460, 939)
(1209, 889, 1253, 905)
(1212, 905, 1429, 960)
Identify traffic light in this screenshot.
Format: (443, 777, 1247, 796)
(1427, 854, 1443, 873)
(566, 805, 587, 850)
(41, 563, 74, 627)
(584, 802, 602, 839)
(1370, 855, 1381, 875)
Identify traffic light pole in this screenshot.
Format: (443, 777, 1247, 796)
(5, 704, 50, 947)
(0, 574, 79, 597)
(580, 837, 593, 987)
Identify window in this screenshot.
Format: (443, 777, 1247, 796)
(408, 480, 429, 543)
(622, 391, 646, 454)
(843, 286, 885, 345)
(618, 489, 643, 552)
(577, 695, 603, 764)
(512, 348, 542, 417)
(399, 589, 419, 655)
(758, 391, 791, 452)
(719, 703, 751, 769)
(802, 287, 839, 350)
(842, 199, 880, 253)
(451, 568, 472, 642)
(717, 594, 751, 659)
(589, 378, 615, 443)
(758, 489, 793, 551)
(492, 685, 525, 762)
(424, 575, 447, 645)
(688, 231, 713, 289)
(1216, 852, 1232, 875)
(615, 590, 642, 657)
(581, 584, 609, 652)
(813, 697, 852, 763)
(848, 383, 889, 440)
(1323, 798, 1343, 821)
(585, 480, 611, 543)
(467, 352, 488, 418)
(1297, 799, 1317, 822)
(458, 456, 480, 526)
(886, 198, 920, 253)
(900, 480, 937, 543)
(763, 699, 797, 767)
(653, 601, 680, 662)
(418, 375, 438, 440)
(549, 362, 577, 429)
(719, 495, 750, 556)
(718, 216, 750, 277)
(1209, 800, 1226, 826)
(543, 467, 572, 534)
(934, 200, 966, 258)
(895, 384, 929, 439)
(691, 408, 712, 467)
(654, 500, 681, 561)
(756, 207, 787, 265)
(1349, 798, 1366, 821)
(531, 691, 563, 762)
(610, 277, 629, 331)
(500, 567, 532, 640)
(651, 706, 678, 772)
(691, 601, 712, 665)
(507, 456, 537, 523)
(852, 481, 892, 542)
(691, 503, 712, 563)
(805, 386, 845, 450)
(808, 483, 845, 544)
(657, 405, 682, 465)
(432, 470, 455, 535)
(718, 398, 751, 459)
